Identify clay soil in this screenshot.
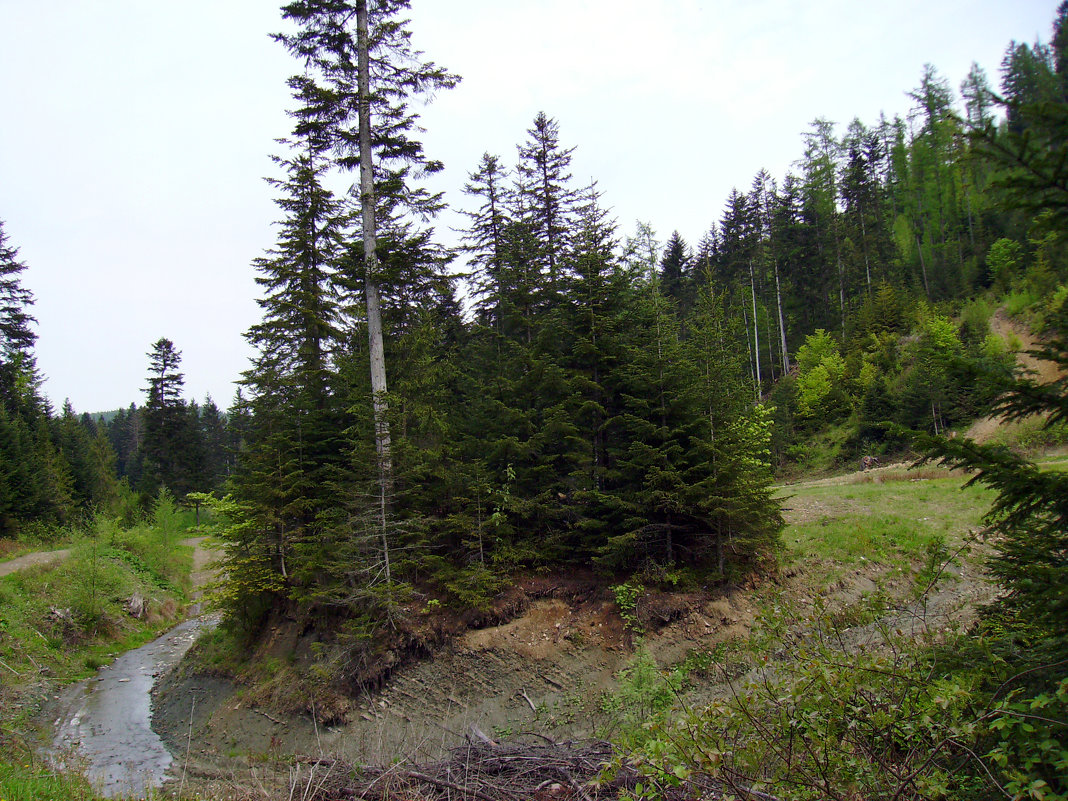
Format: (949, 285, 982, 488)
(153, 575, 762, 776)
(153, 506, 997, 801)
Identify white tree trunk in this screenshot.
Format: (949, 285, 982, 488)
(357, 0, 392, 581)
(749, 260, 762, 393)
(774, 259, 789, 373)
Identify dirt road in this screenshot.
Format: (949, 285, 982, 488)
(0, 548, 71, 577)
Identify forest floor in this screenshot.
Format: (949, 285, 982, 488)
(151, 462, 999, 800)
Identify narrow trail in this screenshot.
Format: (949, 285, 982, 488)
(0, 547, 71, 577)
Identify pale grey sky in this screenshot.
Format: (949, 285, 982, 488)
(0, 1, 1059, 413)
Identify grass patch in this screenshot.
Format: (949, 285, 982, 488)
(0, 519, 192, 685)
(986, 415, 1068, 454)
(0, 751, 103, 801)
(779, 476, 992, 569)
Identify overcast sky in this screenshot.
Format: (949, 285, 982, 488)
(0, 1, 1059, 413)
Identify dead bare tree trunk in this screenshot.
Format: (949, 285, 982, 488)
(774, 260, 790, 373)
(357, 0, 392, 582)
(749, 260, 762, 392)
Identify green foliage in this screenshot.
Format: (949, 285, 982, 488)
(795, 330, 851, 420)
(441, 562, 503, 610)
(1006, 289, 1042, 317)
(985, 677, 1068, 801)
(609, 584, 1061, 800)
(911, 312, 1068, 796)
(782, 476, 991, 571)
(918, 312, 1068, 656)
(199, 493, 283, 631)
(611, 581, 644, 634)
(600, 648, 679, 745)
(988, 237, 1024, 290)
(780, 419, 857, 476)
(0, 514, 191, 682)
(0, 753, 104, 801)
(151, 487, 183, 536)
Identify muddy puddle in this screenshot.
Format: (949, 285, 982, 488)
(45, 615, 217, 798)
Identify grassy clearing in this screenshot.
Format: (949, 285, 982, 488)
(0, 515, 192, 683)
(611, 454, 1068, 800)
(778, 473, 993, 570)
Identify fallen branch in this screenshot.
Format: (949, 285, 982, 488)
(0, 657, 20, 676)
(253, 707, 286, 726)
(403, 769, 518, 801)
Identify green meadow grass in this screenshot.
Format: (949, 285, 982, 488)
(0, 756, 104, 801)
(779, 475, 994, 569)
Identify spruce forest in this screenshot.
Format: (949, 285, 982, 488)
(1, 2, 1067, 799)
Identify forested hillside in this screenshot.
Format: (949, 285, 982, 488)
(1, 0, 1065, 704)
(202, 0, 1068, 638)
(1, 1, 1067, 798)
(1, 0, 1064, 621)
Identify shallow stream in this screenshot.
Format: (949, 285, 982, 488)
(46, 616, 214, 798)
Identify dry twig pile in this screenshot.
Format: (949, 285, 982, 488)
(287, 732, 709, 801)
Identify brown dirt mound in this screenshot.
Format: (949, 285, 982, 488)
(966, 310, 1066, 444)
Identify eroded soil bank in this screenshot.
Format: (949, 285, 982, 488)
(151, 586, 751, 789)
(147, 470, 1001, 800)
(152, 559, 995, 801)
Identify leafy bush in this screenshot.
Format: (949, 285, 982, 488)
(600, 648, 679, 746)
(612, 581, 644, 634)
(985, 677, 1068, 801)
(1005, 289, 1041, 317)
(609, 613, 1007, 800)
(795, 330, 852, 421)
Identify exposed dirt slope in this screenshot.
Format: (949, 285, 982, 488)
(153, 582, 763, 785)
(967, 310, 1065, 443)
(153, 510, 995, 800)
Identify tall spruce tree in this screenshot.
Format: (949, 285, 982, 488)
(275, 0, 458, 496)
(140, 337, 192, 498)
(221, 0, 459, 625)
(659, 230, 692, 316)
(800, 117, 847, 335)
(516, 112, 578, 298)
(0, 220, 40, 418)
(230, 70, 352, 601)
(462, 152, 512, 333)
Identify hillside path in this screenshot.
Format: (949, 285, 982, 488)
(0, 536, 214, 582)
(0, 548, 71, 577)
